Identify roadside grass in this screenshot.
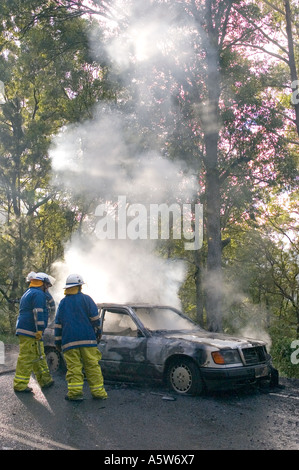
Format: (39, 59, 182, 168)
(0, 333, 18, 344)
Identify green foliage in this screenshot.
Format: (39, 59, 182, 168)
(270, 335, 299, 379)
(33, 199, 80, 270)
(0, 1, 115, 330)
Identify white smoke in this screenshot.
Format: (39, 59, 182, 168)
(221, 277, 272, 347)
(50, 109, 197, 204)
(49, 2, 201, 308)
(51, 235, 187, 308)
(49, 107, 196, 308)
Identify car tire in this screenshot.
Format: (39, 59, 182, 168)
(166, 357, 204, 396)
(45, 346, 63, 373)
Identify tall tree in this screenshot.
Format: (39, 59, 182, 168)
(171, 0, 297, 330)
(256, 0, 299, 136)
(0, 4, 113, 331)
(164, 0, 297, 330)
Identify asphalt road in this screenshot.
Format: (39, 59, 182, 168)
(0, 367, 298, 453)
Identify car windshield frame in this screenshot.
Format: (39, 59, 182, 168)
(132, 306, 199, 333)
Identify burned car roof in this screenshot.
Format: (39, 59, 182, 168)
(98, 303, 266, 345)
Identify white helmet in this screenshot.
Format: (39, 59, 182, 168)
(64, 273, 85, 289)
(27, 271, 53, 286)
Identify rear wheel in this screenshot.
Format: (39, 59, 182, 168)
(45, 346, 63, 373)
(167, 357, 203, 396)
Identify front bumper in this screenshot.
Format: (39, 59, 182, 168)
(200, 362, 272, 391)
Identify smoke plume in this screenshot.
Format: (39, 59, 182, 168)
(49, 2, 200, 307)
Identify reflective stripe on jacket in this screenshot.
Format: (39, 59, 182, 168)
(54, 292, 100, 352)
(16, 287, 49, 338)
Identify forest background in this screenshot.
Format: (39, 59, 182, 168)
(0, 0, 298, 378)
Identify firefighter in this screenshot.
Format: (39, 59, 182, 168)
(54, 273, 107, 401)
(13, 272, 55, 393)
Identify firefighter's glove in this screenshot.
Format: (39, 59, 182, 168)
(35, 331, 43, 340)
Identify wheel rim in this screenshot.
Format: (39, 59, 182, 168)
(46, 350, 60, 373)
(170, 363, 192, 393)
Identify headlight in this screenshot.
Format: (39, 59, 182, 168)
(212, 349, 241, 365)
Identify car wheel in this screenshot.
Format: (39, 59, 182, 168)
(45, 346, 63, 373)
(167, 357, 203, 396)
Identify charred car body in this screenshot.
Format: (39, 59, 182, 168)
(44, 303, 275, 395)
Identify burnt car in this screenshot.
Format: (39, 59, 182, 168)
(44, 303, 276, 395)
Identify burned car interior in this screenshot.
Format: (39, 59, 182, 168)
(102, 310, 139, 337)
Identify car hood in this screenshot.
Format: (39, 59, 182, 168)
(158, 329, 266, 349)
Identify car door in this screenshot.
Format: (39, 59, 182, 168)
(98, 308, 148, 381)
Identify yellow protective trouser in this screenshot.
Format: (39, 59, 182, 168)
(63, 347, 107, 399)
(14, 336, 53, 391)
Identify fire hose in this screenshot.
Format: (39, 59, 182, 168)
(33, 308, 44, 363)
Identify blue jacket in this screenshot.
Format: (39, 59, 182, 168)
(16, 287, 50, 338)
(54, 292, 101, 352)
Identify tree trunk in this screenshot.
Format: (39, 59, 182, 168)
(8, 277, 19, 335)
(284, 0, 299, 136)
(204, 164, 223, 331)
(202, 0, 223, 331)
(194, 249, 204, 327)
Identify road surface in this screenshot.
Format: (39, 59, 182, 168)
(0, 367, 298, 452)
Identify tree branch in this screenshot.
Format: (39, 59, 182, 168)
(26, 194, 54, 216)
(234, 42, 290, 65)
(232, 4, 289, 56)
(261, 0, 285, 16)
